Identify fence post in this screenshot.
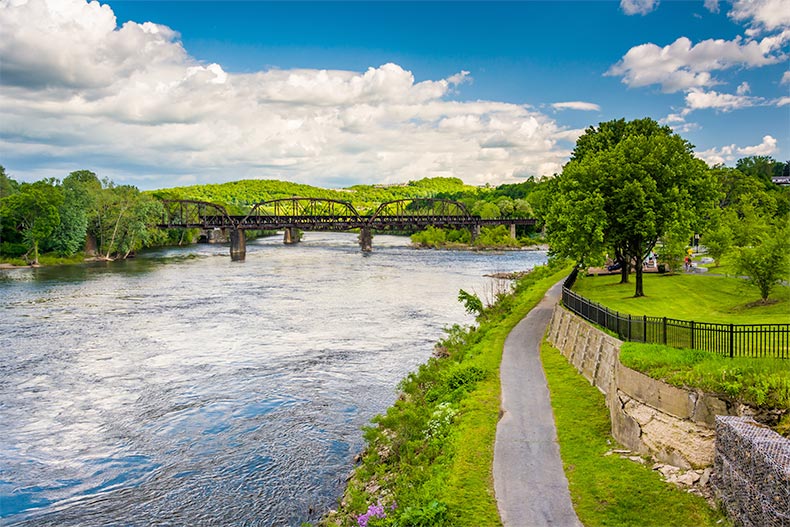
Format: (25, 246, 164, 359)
(663, 317, 667, 344)
(628, 314, 632, 341)
(729, 323, 734, 359)
(643, 314, 648, 343)
(690, 320, 695, 349)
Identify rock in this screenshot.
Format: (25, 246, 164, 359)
(676, 472, 699, 486)
(699, 468, 712, 486)
(627, 456, 645, 464)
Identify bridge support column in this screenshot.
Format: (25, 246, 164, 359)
(470, 224, 481, 243)
(230, 229, 246, 261)
(283, 227, 301, 245)
(358, 227, 373, 252)
(510, 223, 517, 240)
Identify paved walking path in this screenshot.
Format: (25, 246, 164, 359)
(494, 281, 582, 527)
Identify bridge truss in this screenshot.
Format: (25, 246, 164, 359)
(159, 197, 535, 231)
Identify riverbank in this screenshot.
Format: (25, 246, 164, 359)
(321, 260, 572, 526)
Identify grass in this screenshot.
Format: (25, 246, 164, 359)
(540, 339, 729, 527)
(0, 253, 88, 267)
(620, 343, 790, 431)
(574, 272, 790, 324)
(322, 262, 573, 526)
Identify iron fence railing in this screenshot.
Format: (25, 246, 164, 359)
(561, 268, 789, 359)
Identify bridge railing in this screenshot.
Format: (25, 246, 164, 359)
(561, 268, 790, 359)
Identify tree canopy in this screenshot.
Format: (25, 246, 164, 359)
(546, 118, 718, 297)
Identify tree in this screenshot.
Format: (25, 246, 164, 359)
(0, 181, 62, 264)
(733, 226, 790, 303)
(701, 216, 734, 268)
(546, 118, 718, 296)
(49, 170, 101, 256)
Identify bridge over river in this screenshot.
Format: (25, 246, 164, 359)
(159, 197, 537, 260)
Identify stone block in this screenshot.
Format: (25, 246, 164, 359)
(692, 392, 732, 427)
(616, 363, 693, 420)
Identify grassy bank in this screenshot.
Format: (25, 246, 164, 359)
(620, 342, 790, 435)
(540, 340, 729, 527)
(322, 261, 572, 526)
(573, 272, 789, 324)
(0, 253, 89, 267)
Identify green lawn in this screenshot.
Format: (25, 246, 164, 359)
(574, 272, 790, 324)
(620, 343, 790, 412)
(541, 340, 729, 527)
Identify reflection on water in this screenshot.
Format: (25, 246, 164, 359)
(0, 233, 547, 525)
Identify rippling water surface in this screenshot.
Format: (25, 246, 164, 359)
(0, 233, 547, 525)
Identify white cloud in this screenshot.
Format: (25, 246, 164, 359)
(550, 101, 601, 111)
(777, 96, 790, 106)
(782, 71, 790, 85)
(729, 0, 790, 33)
(685, 88, 761, 112)
(607, 35, 785, 92)
(696, 135, 778, 165)
(704, 0, 720, 14)
(0, 0, 570, 187)
(736, 81, 751, 95)
(620, 0, 659, 16)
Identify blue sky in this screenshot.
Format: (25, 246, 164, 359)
(1, 0, 788, 189)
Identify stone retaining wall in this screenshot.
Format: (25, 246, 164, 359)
(713, 416, 790, 526)
(546, 305, 743, 469)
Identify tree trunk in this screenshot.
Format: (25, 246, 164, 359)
(634, 265, 644, 297)
(32, 240, 39, 265)
(105, 205, 128, 259)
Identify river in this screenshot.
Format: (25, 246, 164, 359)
(0, 232, 547, 526)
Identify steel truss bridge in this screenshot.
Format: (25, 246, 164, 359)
(158, 197, 537, 259)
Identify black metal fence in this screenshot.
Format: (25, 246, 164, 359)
(561, 268, 790, 359)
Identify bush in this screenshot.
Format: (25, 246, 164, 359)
(0, 241, 27, 257)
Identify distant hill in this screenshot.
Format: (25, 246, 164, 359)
(150, 177, 481, 214)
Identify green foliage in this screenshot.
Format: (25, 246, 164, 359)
(655, 230, 687, 275)
(473, 225, 519, 248)
(732, 225, 790, 302)
(546, 118, 719, 297)
(0, 180, 62, 264)
(701, 217, 734, 267)
(541, 340, 728, 525)
(396, 500, 449, 526)
(620, 343, 790, 412)
(457, 289, 484, 316)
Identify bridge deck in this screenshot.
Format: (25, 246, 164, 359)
(158, 215, 537, 230)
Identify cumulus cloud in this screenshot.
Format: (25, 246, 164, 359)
(685, 88, 762, 112)
(782, 71, 790, 85)
(704, 0, 720, 14)
(620, 0, 659, 16)
(696, 135, 778, 165)
(729, 0, 790, 33)
(606, 35, 786, 92)
(550, 101, 601, 111)
(0, 0, 570, 187)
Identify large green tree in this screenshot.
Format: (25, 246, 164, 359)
(49, 170, 101, 256)
(546, 118, 718, 296)
(0, 180, 62, 264)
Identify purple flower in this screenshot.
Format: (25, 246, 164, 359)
(356, 501, 387, 527)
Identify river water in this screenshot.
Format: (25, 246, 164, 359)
(0, 232, 547, 526)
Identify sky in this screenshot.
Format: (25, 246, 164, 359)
(0, 0, 788, 190)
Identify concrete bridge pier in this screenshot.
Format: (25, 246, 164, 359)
(283, 227, 301, 244)
(510, 223, 517, 240)
(230, 229, 246, 261)
(470, 224, 481, 243)
(358, 227, 373, 252)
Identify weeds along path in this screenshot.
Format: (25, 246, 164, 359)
(494, 281, 582, 527)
